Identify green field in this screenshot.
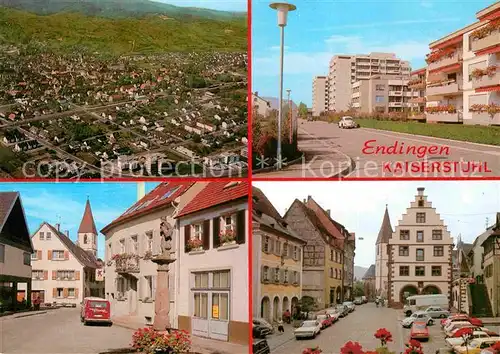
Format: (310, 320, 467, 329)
(0, 6, 247, 54)
(355, 118, 500, 146)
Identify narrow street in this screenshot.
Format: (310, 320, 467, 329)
(268, 303, 446, 354)
(0, 308, 133, 353)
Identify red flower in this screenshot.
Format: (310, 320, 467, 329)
(374, 328, 393, 346)
(454, 327, 474, 338)
(408, 339, 421, 348)
(340, 341, 364, 354)
(490, 342, 500, 353)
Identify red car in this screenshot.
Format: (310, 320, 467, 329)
(410, 321, 429, 341)
(316, 314, 333, 329)
(80, 297, 112, 326)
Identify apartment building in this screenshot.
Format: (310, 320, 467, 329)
(252, 187, 306, 322)
(312, 76, 328, 116)
(375, 206, 393, 298)
(30, 199, 104, 304)
(408, 68, 427, 114)
(176, 181, 248, 345)
(101, 182, 204, 327)
(351, 75, 418, 113)
(426, 2, 500, 125)
(0, 192, 33, 310)
(327, 53, 411, 112)
(481, 213, 500, 317)
(284, 196, 350, 308)
(386, 187, 454, 308)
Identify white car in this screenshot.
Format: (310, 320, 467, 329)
(401, 311, 434, 328)
(445, 331, 490, 348)
(444, 321, 472, 336)
(338, 116, 358, 129)
(294, 320, 322, 339)
(454, 337, 500, 354)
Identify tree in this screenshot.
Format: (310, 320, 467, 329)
(297, 296, 317, 319)
(298, 102, 308, 117)
(353, 281, 365, 297)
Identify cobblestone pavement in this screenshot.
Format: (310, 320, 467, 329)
(269, 303, 448, 354)
(1, 308, 134, 353)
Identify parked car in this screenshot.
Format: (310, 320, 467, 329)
(294, 320, 322, 339)
(410, 321, 429, 341)
(404, 294, 448, 316)
(401, 311, 434, 328)
(423, 306, 450, 318)
(445, 331, 490, 348)
(253, 338, 271, 354)
(253, 323, 271, 339)
(316, 314, 333, 329)
(343, 301, 355, 312)
(253, 318, 274, 334)
(454, 337, 500, 354)
(442, 314, 469, 327)
(353, 297, 363, 305)
(336, 304, 349, 317)
(338, 116, 358, 129)
(361, 296, 367, 303)
(325, 308, 340, 322)
(444, 322, 474, 337)
(80, 297, 112, 325)
(449, 327, 498, 338)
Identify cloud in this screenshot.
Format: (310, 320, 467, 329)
(308, 17, 457, 32)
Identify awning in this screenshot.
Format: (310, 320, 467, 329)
(475, 85, 500, 93)
(428, 62, 461, 75)
(475, 44, 500, 56)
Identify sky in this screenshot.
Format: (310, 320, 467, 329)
(154, 0, 247, 12)
(0, 182, 159, 260)
(253, 181, 500, 269)
(252, 0, 494, 106)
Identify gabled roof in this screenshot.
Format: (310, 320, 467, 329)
(0, 192, 33, 252)
(363, 264, 375, 279)
(376, 206, 393, 245)
(305, 197, 345, 241)
(33, 222, 100, 269)
(102, 182, 193, 233)
(252, 187, 305, 244)
(177, 181, 248, 218)
(78, 199, 97, 235)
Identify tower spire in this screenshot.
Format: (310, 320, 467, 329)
(376, 205, 393, 245)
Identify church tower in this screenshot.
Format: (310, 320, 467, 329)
(375, 205, 393, 298)
(78, 198, 98, 257)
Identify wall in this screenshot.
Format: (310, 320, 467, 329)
(375, 242, 389, 297)
(30, 224, 84, 304)
(0, 243, 31, 279)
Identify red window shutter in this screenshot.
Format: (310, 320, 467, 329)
(37, 250, 42, 260)
(75, 288, 79, 299)
(43, 270, 48, 280)
(203, 220, 210, 250)
(184, 225, 191, 253)
(63, 288, 68, 298)
(64, 251, 69, 260)
(52, 271, 56, 280)
(75, 271, 80, 280)
(213, 217, 220, 248)
(48, 250, 52, 260)
(52, 288, 57, 298)
(236, 209, 246, 244)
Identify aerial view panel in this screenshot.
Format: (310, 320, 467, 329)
(0, 0, 248, 179)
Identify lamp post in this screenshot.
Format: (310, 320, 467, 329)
(286, 89, 292, 143)
(270, 2, 296, 169)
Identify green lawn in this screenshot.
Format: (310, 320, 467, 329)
(355, 118, 500, 146)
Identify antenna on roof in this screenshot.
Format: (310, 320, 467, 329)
(486, 217, 489, 230)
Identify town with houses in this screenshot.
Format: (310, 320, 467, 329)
(0, 181, 250, 353)
(0, 49, 248, 178)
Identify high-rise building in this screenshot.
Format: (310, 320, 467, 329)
(312, 76, 328, 116)
(326, 53, 411, 112)
(408, 68, 427, 115)
(425, 2, 499, 125)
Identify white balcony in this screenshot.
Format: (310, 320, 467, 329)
(472, 70, 500, 89)
(426, 112, 462, 123)
(470, 30, 500, 53)
(427, 81, 461, 96)
(427, 51, 462, 72)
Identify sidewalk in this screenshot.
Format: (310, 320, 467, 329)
(266, 324, 295, 351)
(111, 315, 248, 354)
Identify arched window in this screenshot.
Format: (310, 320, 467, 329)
(84, 234, 88, 244)
(335, 269, 338, 279)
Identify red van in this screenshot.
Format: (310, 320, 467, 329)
(80, 297, 112, 326)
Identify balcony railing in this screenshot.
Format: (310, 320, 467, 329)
(470, 29, 500, 53)
(409, 97, 426, 104)
(427, 51, 462, 72)
(389, 91, 403, 96)
(115, 257, 140, 273)
(388, 102, 403, 107)
(426, 112, 462, 123)
(472, 71, 500, 89)
(427, 81, 461, 96)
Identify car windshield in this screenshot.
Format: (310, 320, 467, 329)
(344, 117, 353, 121)
(317, 315, 327, 320)
(301, 321, 317, 328)
(89, 301, 107, 308)
(414, 324, 426, 330)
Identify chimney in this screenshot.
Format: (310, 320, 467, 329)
(65, 230, 69, 237)
(326, 209, 331, 216)
(137, 182, 145, 201)
(56, 223, 60, 231)
(417, 187, 425, 196)
(307, 195, 312, 202)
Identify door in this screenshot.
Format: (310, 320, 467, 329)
(209, 292, 229, 341)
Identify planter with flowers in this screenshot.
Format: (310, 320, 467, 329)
(186, 238, 203, 252)
(471, 65, 498, 79)
(470, 19, 500, 41)
(219, 229, 236, 246)
(129, 327, 197, 354)
(424, 105, 456, 114)
(425, 47, 455, 64)
(302, 347, 322, 354)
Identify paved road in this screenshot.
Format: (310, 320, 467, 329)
(0, 308, 133, 353)
(269, 303, 447, 354)
(256, 119, 500, 178)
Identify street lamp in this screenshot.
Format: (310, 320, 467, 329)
(270, 2, 296, 169)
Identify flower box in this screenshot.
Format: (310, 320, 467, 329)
(186, 238, 203, 252)
(470, 19, 500, 40)
(424, 105, 456, 114)
(471, 65, 498, 79)
(219, 229, 236, 245)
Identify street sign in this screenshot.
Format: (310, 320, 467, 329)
(96, 268, 104, 281)
(212, 305, 219, 319)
